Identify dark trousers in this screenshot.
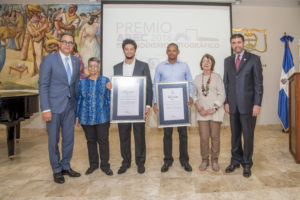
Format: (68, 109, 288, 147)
(230, 111, 257, 168)
(118, 123, 146, 167)
(46, 102, 75, 173)
(81, 122, 110, 170)
(163, 126, 189, 165)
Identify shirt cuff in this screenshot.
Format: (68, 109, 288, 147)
(213, 100, 221, 107)
(42, 109, 51, 112)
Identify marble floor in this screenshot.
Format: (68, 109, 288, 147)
(0, 124, 300, 200)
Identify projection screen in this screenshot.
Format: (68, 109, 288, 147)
(102, 2, 232, 80)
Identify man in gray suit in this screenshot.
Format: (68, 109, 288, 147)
(113, 39, 152, 174)
(39, 33, 81, 184)
(223, 34, 263, 178)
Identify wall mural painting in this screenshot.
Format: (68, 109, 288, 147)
(0, 4, 101, 90)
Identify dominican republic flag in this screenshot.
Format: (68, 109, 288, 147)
(278, 35, 294, 131)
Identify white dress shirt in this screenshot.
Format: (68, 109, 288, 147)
(122, 59, 136, 76)
(59, 50, 73, 75)
(235, 50, 245, 64)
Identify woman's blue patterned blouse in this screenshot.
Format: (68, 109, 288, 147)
(76, 76, 110, 125)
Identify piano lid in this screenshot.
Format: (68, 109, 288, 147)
(0, 91, 39, 98)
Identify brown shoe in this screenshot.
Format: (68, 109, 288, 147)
(199, 161, 209, 171)
(212, 162, 220, 172)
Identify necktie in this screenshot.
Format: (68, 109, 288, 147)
(236, 54, 241, 71)
(65, 57, 72, 85)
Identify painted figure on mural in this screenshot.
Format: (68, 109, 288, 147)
(54, 4, 80, 38)
(21, 4, 50, 76)
(6, 10, 17, 50)
(0, 10, 9, 26)
(8, 9, 25, 50)
(44, 38, 59, 54)
(78, 12, 100, 68)
(0, 4, 101, 89)
(94, 9, 101, 47)
(72, 43, 87, 79)
(0, 11, 9, 80)
(78, 13, 88, 30)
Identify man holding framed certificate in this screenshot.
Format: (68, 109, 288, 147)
(112, 39, 153, 174)
(153, 43, 194, 173)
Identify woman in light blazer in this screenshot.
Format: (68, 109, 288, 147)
(193, 54, 225, 172)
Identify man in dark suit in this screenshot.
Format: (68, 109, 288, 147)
(223, 34, 263, 178)
(39, 33, 81, 184)
(113, 39, 152, 174)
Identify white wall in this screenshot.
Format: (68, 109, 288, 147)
(232, 5, 300, 124)
(1, 1, 300, 128)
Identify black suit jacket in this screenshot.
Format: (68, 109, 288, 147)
(223, 51, 263, 114)
(113, 59, 153, 107)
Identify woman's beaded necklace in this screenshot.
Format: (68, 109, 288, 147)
(201, 72, 212, 96)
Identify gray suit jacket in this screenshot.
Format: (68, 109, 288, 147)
(39, 52, 80, 114)
(114, 59, 153, 107)
(223, 51, 263, 114)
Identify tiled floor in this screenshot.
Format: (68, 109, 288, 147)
(0, 124, 300, 200)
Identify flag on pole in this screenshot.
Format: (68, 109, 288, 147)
(278, 35, 294, 131)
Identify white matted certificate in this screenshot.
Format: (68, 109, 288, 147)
(162, 88, 184, 121)
(117, 79, 140, 116)
(111, 76, 146, 123)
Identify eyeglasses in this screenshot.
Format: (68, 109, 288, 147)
(61, 40, 74, 46)
(88, 64, 99, 68)
(202, 59, 212, 64)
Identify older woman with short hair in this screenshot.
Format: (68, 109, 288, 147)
(76, 57, 113, 176)
(193, 54, 225, 172)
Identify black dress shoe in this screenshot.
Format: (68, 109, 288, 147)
(225, 164, 240, 173)
(53, 172, 65, 184)
(101, 168, 113, 176)
(85, 167, 98, 175)
(182, 162, 192, 172)
(161, 163, 172, 173)
(243, 167, 251, 178)
(62, 168, 81, 177)
(137, 165, 145, 174)
(117, 165, 130, 174)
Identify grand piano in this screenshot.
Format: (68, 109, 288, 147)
(0, 91, 39, 159)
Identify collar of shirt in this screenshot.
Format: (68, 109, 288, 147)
(122, 58, 136, 76)
(163, 60, 181, 65)
(235, 50, 245, 61)
(59, 50, 73, 74)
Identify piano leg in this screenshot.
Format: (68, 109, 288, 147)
(16, 123, 20, 143)
(6, 126, 15, 159)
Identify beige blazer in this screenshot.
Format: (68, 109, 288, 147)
(193, 72, 225, 122)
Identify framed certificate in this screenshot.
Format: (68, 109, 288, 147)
(156, 81, 191, 128)
(111, 76, 146, 123)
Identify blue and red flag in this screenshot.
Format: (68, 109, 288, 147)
(278, 35, 294, 131)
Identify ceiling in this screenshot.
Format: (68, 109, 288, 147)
(233, 0, 300, 7)
(2, 0, 300, 7)
(101, 0, 300, 7)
